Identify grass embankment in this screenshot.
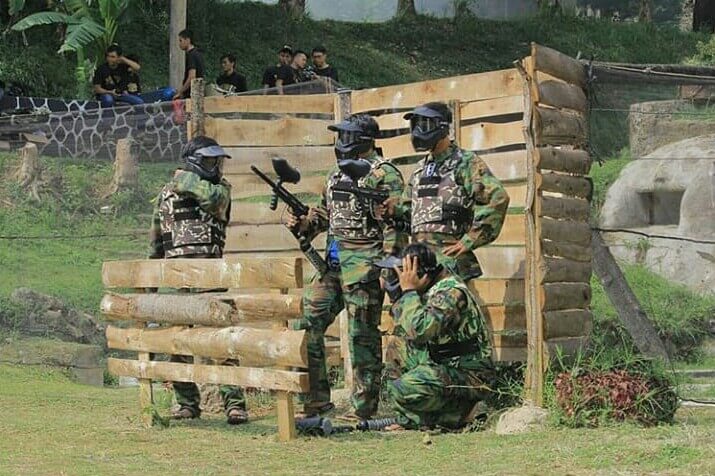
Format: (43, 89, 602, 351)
(0, 364, 713, 476)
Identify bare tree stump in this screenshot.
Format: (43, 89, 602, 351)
(16, 143, 42, 202)
(104, 138, 138, 198)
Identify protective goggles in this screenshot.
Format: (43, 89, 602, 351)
(410, 115, 447, 133)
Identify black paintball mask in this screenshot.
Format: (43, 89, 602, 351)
(181, 136, 231, 184)
(328, 114, 379, 161)
(403, 103, 451, 152)
(375, 243, 444, 303)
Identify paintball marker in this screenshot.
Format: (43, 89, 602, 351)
(296, 416, 398, 437)
(250, 158, 328, 276)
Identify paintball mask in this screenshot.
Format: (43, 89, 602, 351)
(403, 103, 451, 152)
(181, 136, 231, 184)
(328, 114, 379, 161)
(375, 244, 444, 302)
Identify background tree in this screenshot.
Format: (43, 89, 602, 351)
(278, 0, 305, 18)
(397, 0, 416, 17)
(639, 0, 653, 22)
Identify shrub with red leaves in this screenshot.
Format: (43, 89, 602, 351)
(554, 368, 678, 427)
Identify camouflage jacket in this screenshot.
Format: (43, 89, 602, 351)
(149, 169, 232, 259)
(306, 151, 407, 286)
(395, 143, 509, 280)
(392, 274, 492, 371)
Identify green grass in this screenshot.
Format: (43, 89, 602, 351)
(0, 363, 713, 476)
(588, 148, 632, 220)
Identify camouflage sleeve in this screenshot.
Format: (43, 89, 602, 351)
(302, 172, 331, 240)
(394, 287, 467, 345)
(148, 193, 164, 259)
(171, 170, 231, 222)
(394, 168, 414, 223)
(377, 163, 407, 255)
(460, 153, 510, 250)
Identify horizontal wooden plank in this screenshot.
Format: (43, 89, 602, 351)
(537, 147, 590, 175)
(202, 293, 303, 320)
(541, 217, 591, 246)
(540, 196, 590, 221)
(540, 171, 592, 200)
(534, 106, 588, 147)
(537, 80, 587, 113)
(540, 257, 591, 284)
(492, 346, 527, 362)
(230, 173, 325, 199)
(541, 240, 591, 262)
(468, 279, 525, 306)
(541, 282, 591, 312)
(394, 150, 528, 183)
(204, 117, 334, 147)
(532, 43, 586, 88)
(351, 69, 523, 114)
(107, 358, 309, 393)
(476, 246, 525, 279)
(106, 325, 307, 368)
(544, 309, 592, 339)
(203, 94, 335, 115)
(373, 95, 524, 131)
(101, 293, 238, 325)
(223, 146, 336, 175)
(376, 120, 524, 158)
(102, 257, 301, 289)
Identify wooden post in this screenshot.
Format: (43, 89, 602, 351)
(339, 310, 353, 391)
(169, 0, 187, 90)
(334, 88, 352, 121)
(449, 99, 461, 144)
(190, 78, 206, 137)
(274, 301, 296, 441)
(136, 288, 154, 427)
(104, 138, 138, 198)
(16, 142, 41, 202)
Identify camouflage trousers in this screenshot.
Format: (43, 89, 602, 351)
(293, 269, 384, 418)
(170, 355, 246, 416)
(388, 363, 489, 429)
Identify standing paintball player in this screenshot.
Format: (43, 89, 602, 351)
(149, 135, 248, 425)
(287, 114, 406, 420)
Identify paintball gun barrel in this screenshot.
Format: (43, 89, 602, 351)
(296, 416, 398, 437)
(250, 158, 328, 276)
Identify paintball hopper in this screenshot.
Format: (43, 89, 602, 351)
(337, 158, 371, 182)
(272, 157, 301, 184)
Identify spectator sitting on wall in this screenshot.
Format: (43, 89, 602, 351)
(173, 29, 205, 100)
(310, 46, 338, 82)
(125, 54, 176, 103)
(93, 44, 144, 108)
(262, 45, 293, 91)
(276, 50, 307, 95)
(215, 53, 247, 94)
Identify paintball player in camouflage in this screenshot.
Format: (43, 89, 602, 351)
(376, 243, 493, 430)
(383, 101, 510, 282)
(149, 135, 248, 425)
(287, 114, 406, 420)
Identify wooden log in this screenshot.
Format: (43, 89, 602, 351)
(106, 325, 308, 368)
(190, 78, 205, 136)
(540, 282, 591, 312)
(492, 346, 527, 362)
(220, 293, 302, 321)
(540, 196, 590, 221)
(540, 171, 592, 200)
(591, 231, 671, 362)
(223, 146, 336, 175)
(544, 309, 592, 339)
(543, 336, 589, 362)
(135, 288, 154, 428)
(537, 80, 587, 113)
(104, 138, 138, 198)
(204, 116, 334, 147)
(108, 358, 309, 393)
(537, 147, 591, 175)
(276, 391, 296, 442)
(534, 106, 588, 147)
(101, 293, 237, 325)
(351, 69, 523, 114)
(540, 257, 591, 283)
(203, 93, 335, 115)
(541, 217, 591, 246)
(541, 240, 591, 262)
(16, 142, 42, 202)
(531, 43, 587, 88)
(102, 257, 302, 289)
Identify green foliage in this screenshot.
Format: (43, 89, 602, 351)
(8, 0, 26, 16)
(686, 34, 715, 65)
(588, 149, 631, 219)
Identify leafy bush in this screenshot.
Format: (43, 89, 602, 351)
(686, 35, 715, 65)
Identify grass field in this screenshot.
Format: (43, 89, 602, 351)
(0, 364, 713, 476)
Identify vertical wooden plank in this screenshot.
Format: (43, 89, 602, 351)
(449, 99, 462, 144)
(190, 78, 206, 137)
(335, 89, 352, 121)
(339, 310, 354, 391)
(135, 288, 154, 427)
(276, 390, 296, 441)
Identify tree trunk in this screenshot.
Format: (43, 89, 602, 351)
(694, 0, 715, 32)
(278, 0, 306, 18)
(169, 0, 187, 90)
(16, 143, 42, 202)
(397, 0, 417, 17)
(639, 0, 653, 23)
(104, 138, 138, 198)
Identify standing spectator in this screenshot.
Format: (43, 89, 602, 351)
(215, 53, 247, 94)
(262, 45, 293, 91)
(311, 46, 339, 82)
(173, 29, 205, 100)
(276, 50, 307, 95)
(125, 54, 176, 103)
(92, 44, 144, 107)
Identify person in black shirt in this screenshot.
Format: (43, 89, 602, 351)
(262, 45, 293, 91)
(276, 50, 307, 95)
(173, 29, 205, 100)
(125, 53, 176, 103)
(215, 53, 247, 94)
(311, 46, 339, 82)
(92, 44, 144, 107)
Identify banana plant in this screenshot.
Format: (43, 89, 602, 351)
(11, 0, 131, 98)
